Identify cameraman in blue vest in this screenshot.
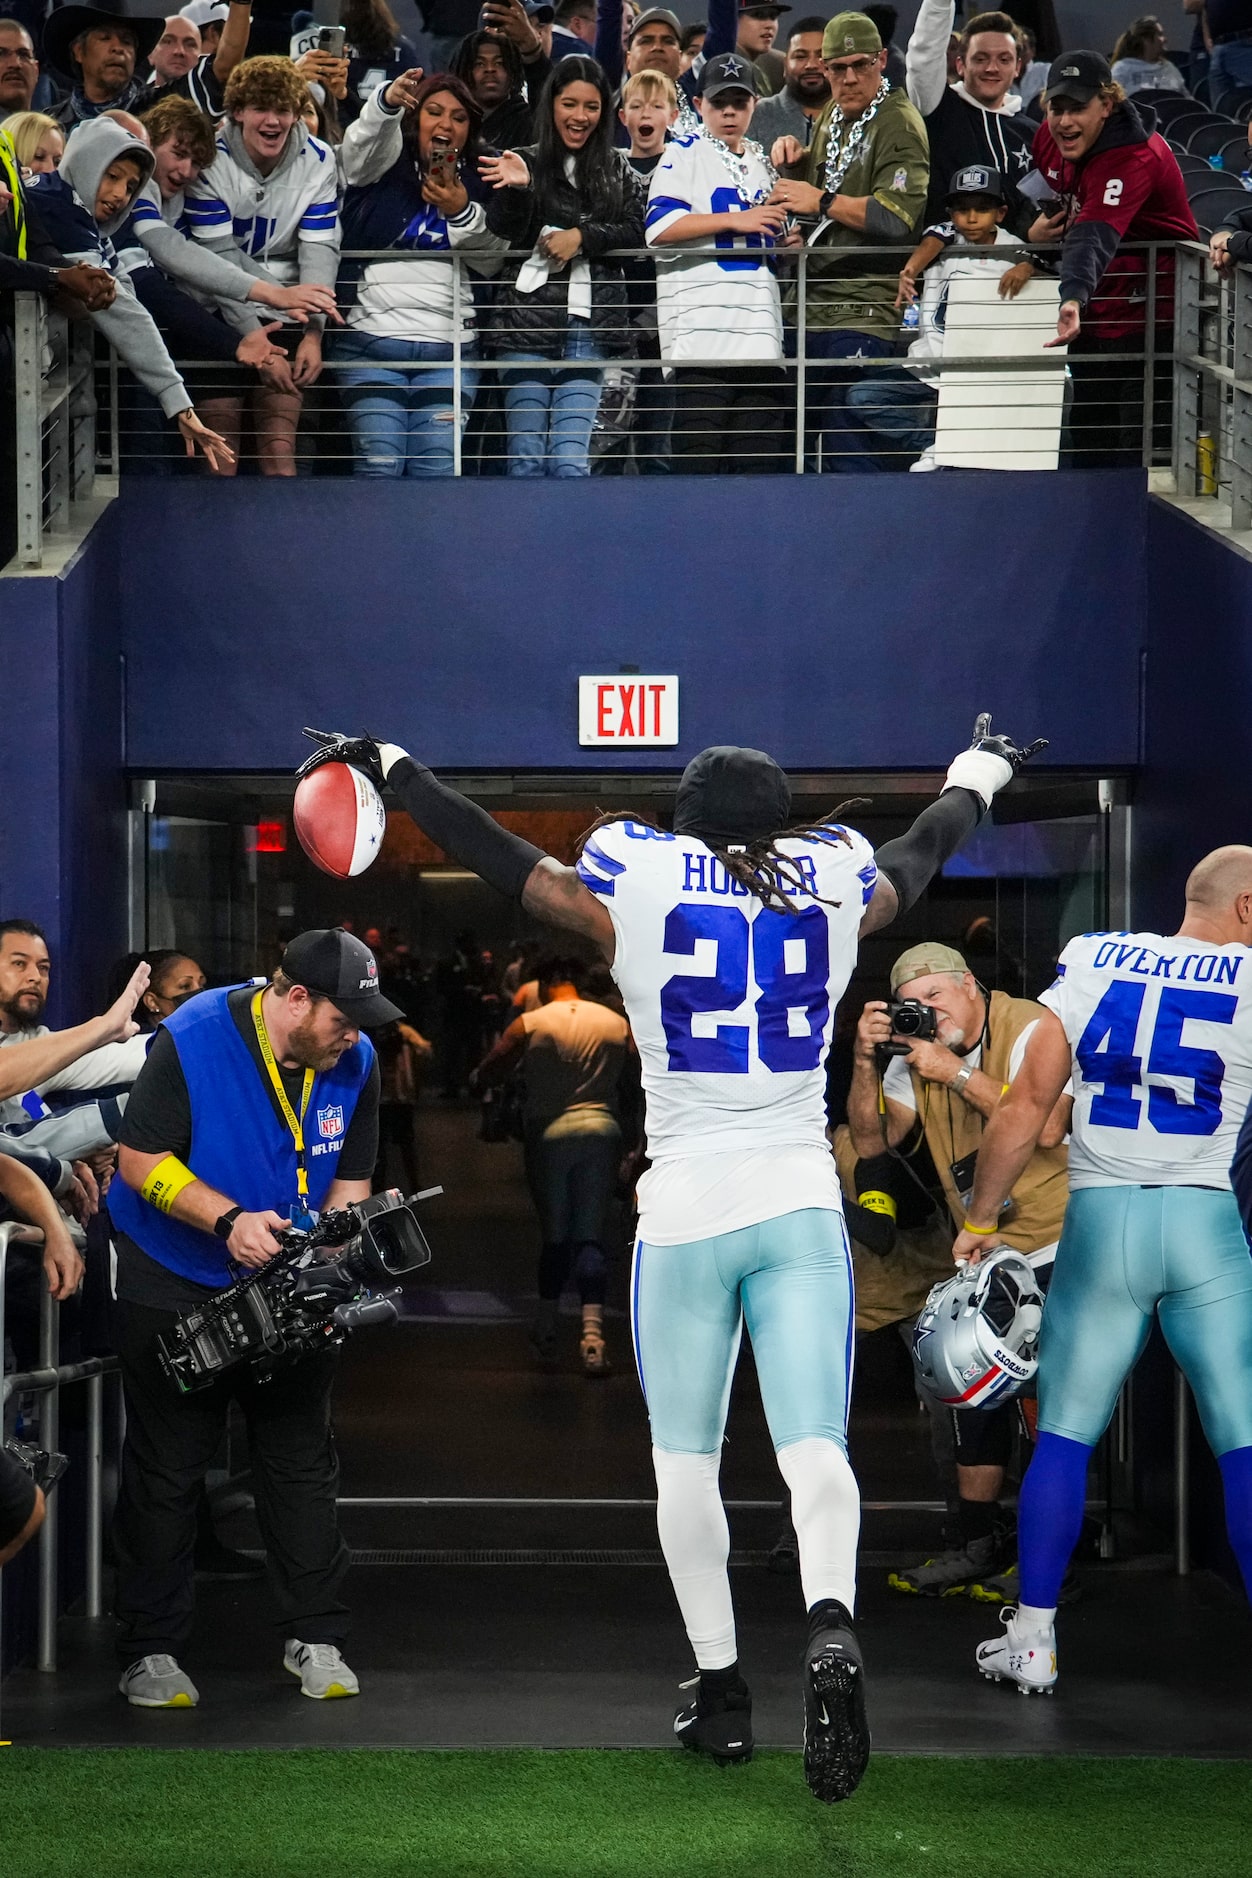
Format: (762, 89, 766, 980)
(109, 931, 397, 1710)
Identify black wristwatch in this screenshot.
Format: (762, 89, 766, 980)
(213, 1205, 243, 1241)
(817, 189, 835, 220)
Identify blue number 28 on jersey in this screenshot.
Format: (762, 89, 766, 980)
(660, 902, 830, 1074)
(1075, 982, 1237, 1135)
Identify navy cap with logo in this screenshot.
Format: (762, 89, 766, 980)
(947, 164, 1005, 202)
(673, 746, 791, 846)
(1045, 49, 1112, 106)
(280, 930, 404, 1028)
(698, 50, 761, 98)
(739, 1, 791, 13)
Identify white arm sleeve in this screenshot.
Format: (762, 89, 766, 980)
(905, 0, 956, 117)
(37, 1034, 150, 1096)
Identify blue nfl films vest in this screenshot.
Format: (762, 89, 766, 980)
(108, 985, 375, 1288)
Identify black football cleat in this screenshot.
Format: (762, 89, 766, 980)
(802, 1603, 871, 1804)
(673, 1674, 754, 1766)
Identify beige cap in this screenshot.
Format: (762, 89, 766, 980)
(890, 943, 969, 996)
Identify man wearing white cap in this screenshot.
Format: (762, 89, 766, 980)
(137, 0, 251, 116)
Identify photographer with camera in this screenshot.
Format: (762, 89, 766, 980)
(847, 942, 1070, 1601)
(107, 930, 399, 1709)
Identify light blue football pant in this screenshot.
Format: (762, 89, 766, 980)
(631, 1208, 860, 1664)
(1039, 1184, 1252, 1454)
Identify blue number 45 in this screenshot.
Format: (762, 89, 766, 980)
(660, 902, 830, 1074)
(1075, 982, 1236, 1135)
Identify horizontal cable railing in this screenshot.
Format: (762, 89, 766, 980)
(6, 238, 1218, 523)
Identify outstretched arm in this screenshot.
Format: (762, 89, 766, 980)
(298, 734, 616, 959)
(0, 962, 150, 1102)
(860, 714, 1047, 936)
(950, 1009, 1072, 1265)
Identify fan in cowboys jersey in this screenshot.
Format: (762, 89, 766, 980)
(953, 846, 1252, 1697)
(297, 714, 1044, 1802)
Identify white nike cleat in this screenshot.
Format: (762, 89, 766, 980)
(283, 1640, 360, 1699)
(976, 1608, 1058, 1694)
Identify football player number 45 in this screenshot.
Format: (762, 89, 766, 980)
(1075, 983, 1236, 1135)
(660, 903, 830, 1074)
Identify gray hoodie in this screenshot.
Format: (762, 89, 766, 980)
(50, 118, 193, 418)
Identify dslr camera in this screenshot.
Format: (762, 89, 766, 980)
(878, 997, 939, 1059)
(157, 1188, 435, 1395)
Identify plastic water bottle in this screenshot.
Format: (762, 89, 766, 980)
(901, 301, 920, 331)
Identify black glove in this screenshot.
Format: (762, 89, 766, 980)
(966, 711, 1048, 773)
(297, 727, 387, 790)
(942, 712, 1047, 811)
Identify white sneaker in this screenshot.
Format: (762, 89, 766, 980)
(976, 1609, 1058, 1694)
(909, 446, 938, 473)
(283, 1639, 360, 1699)
(119, 1653, 200, 1708)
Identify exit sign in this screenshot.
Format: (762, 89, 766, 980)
(579, 675, 679, 746)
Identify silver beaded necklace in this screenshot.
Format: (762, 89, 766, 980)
(703, 131, 777, 205)
(821, 78, 890, 194)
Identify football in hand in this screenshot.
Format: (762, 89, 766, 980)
(293, 762, 387, 878)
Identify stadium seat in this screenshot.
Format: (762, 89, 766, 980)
(1218, 133, 1250, 172)
(1187, 183, 1252, 232)
(1188, 120, 1240, 158)
(1176, 150, 1225, 183)
(1213, 85, 1252, 118)
(1139, 89, 1211, 123)
(1194, 73, 1212, 105)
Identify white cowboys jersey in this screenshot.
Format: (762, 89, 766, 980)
(184, 131, 339, 280)
(576, 819, 877, 1242)
(1040, 931, 1252, 1190)
(645, 130, 782, 363)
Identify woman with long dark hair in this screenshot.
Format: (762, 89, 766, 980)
(480, 55, 645, 477)
(334, 68, 509, 476)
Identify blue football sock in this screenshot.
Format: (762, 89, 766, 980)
(1218, 1445, 1252, 1602)
(1017, 1432, 1093, 1609)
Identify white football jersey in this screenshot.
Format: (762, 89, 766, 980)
(645, 131, 783, 363)
(184, 131, 339, 281)
(577, 819, 876, 1187)
(1040, 931, 1252, 1189)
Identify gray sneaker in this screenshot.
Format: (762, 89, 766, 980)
(887, 1531, 1002, 1598)
(119, 1654, 200, 1708)
(284, 1640, 360, 1699)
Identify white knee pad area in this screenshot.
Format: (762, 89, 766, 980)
(652, 1447, 737, 1670)
(777, 1436, 861, 1615)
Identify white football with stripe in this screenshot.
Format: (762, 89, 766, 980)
(293, 762, 386, 878)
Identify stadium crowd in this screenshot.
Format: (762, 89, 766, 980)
(0, 0, 1237, 482)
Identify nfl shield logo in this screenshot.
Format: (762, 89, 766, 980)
(318, 1106, 344, 1140)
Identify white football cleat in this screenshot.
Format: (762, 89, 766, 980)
(284, 1640, 360, 1699)
(976, 1608, 1058, 1694)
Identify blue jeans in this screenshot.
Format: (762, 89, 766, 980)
(334, 330, 477, 478)
(836, 371, 936, 471)
(1210, 38, 1252, 96)
(498, 318, 604, 478)
(787, 327, 899, 470)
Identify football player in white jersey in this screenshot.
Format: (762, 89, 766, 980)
(297, 717, 1044, 1802)
(953, 846, 1252, 1695)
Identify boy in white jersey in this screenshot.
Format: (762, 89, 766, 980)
(952, 846, 1252, 1696)
(296, 716, 1045, 1803)
(645, 52, 790, 471)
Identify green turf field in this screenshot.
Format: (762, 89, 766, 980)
(5, 1749, 1249, 1878)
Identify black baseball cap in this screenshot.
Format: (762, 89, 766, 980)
(739, 2, 791, 13)
(1045, 49, 1112, 106)
(947, 163, 1005, 202)
(698, 50, 761, 98)
(673, 746, 791, 846)
(280, 930, 404, 1028)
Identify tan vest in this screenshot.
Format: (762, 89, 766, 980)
(908, 990, 1068, 1253)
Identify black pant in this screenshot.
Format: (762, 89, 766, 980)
(669, 366, 789, 474)
(1064, 331, 1170, 470)
(112, 1296, 350, 1666)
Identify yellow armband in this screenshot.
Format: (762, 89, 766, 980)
(961, 1219, 999, 1236)
(140, 1155, 197, 1215)
(858, 1189, 897, 1221)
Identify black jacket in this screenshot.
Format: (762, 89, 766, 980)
(921, 89, 1037, 236)
(483, 146, 645, 358)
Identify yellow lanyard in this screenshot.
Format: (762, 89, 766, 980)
(251, 988, 315, 1199)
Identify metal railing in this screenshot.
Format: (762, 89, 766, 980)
(1173, 239, 1252, 526)
(10, 300, 103, 569)
(0, 1220, 115, 1741)
(8, 239, 1189, 513)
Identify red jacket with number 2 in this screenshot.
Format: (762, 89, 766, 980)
(1032, 101, 1197, 343)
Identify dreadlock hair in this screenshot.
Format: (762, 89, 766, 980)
(576, 809, 865, 916)
(451, 28, 526, 101)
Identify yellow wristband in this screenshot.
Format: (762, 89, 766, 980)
(140, 1154, 197, 1215)
(1001, 1083, 1011, 1097)
(962, 1218, 999, 1236)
